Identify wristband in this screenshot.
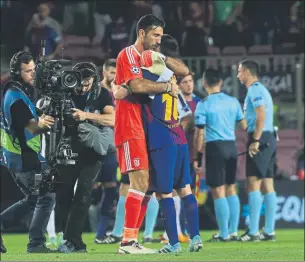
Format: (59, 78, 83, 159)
(160, 53, 167, 62)
(194, 152, 203, 162)
(197, 152, 203, 168)
(252, 139, 260, 143)
(166, 82, 172, 93)
(122, 84, 132, 95)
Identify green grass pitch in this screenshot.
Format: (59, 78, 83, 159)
(1, 229, 304, 261)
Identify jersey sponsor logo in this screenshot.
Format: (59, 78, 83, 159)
(133, 157, 140, 167)
(131, 66, 140, 75)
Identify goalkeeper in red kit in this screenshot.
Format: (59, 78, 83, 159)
(114, 14, 189, 254)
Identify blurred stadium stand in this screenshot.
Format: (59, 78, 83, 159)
(0, 0, 304, 180)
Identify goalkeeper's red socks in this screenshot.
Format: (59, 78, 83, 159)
(122, 189, 145, 243)
(134, 195, 151, 237)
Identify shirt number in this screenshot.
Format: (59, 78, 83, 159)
(162, 94, 178, 121)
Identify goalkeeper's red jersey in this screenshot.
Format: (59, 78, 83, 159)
(114, 45, 146, 146)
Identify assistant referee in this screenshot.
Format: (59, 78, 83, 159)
(194, 69, 247, 242)
(237, 59, 277, 242)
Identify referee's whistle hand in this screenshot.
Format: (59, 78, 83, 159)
(249, 142, 260, 158)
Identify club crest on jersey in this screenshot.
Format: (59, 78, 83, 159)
(133, 158, 140, 167)
(131, 66, 140, 75)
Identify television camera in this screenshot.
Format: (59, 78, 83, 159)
(34, 59, 83, 192)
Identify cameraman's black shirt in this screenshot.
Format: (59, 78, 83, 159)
(72, 87, 113, 113)
(86, 87, 113, 114)
(72, 93, 87, 111)
(71, 87, 113, 163)
(10, 99, 41, 171)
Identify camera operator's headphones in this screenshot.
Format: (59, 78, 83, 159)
(10, 51, 33, 81)
(72, 62, 100, 84)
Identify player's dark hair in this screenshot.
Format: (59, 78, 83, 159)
(203, 68, 222, 87)
(136, 14, 165, 35)
(177, 72, 194, 85)
(103, 59, 116, 71)
(239, 59, 260, 77)
(160, 34, 180, 58)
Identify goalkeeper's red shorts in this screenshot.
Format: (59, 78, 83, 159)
(117, 139, 149, 174)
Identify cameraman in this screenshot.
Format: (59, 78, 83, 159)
(0, 51, 55, 253)
(56, 62, 115, 253)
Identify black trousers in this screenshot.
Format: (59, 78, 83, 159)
(56, 156, 102, 248)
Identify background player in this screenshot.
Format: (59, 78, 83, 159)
(237, 60, 277, 242)
(178, 73, 201, 191)
(94, 59, 119, 243)
(99, 59, 117, 103)
(114, 14, 188, 254)
(194, 69, 247, 241)
(178, 74, 201, 239)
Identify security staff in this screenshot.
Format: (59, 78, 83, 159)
(0, 51, 55, 253)
(237, 59, 277, 242)
(56, 62, 115, 253)
(194, 69, 247, 242)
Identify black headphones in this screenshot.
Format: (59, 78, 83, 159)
(10, 51, 33, 81)
(72, 62, 100, 84)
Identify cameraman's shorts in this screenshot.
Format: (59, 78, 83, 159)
(117, 139, 149, 174)
(97, 152, 118, 183)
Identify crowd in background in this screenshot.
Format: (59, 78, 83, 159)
(1, 0, 304, 62)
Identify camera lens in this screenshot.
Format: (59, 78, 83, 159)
(63, 73, 77, 88)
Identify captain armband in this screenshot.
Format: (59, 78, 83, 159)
(121, 84, 132, 95)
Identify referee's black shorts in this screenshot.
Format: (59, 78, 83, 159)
(246, 131, 276, 179)
(205, 140, 237, 188)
